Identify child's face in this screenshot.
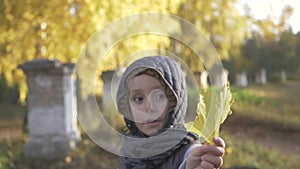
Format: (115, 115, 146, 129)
(128, 74, 170, 136)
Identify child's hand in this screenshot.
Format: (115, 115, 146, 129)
(186, 137, 225, 169)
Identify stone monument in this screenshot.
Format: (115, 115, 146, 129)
(210, 69, 229, 87)
(19, 59, 80, 160)
(255, 68, 267, 85)
(194, 71, 208, 88)
(101, 70, 115, 114)
(236, 72, 248, 87)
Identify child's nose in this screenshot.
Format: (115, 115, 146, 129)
(145, 98, 152, 112)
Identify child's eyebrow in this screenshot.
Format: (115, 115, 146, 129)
(129, 89, 143, 94)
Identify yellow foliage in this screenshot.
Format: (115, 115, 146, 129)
(0, 0, 245, 103)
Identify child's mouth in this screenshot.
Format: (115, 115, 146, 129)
(145, 119, 161, 127)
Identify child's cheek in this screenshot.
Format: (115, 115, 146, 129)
(131, 109, 164, 123)
(131, 109, 146, 123)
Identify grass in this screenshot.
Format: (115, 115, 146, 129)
(232, 82, 300, 129)
(0, 80, 299, 169)
(220, 81, 300, 169)
(221, 133, 299, 169)
(0, 134, 119, 169)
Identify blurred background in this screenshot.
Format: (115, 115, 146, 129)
(0, 0, 299, 168)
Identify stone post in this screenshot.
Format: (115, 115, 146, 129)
(235, 72, 248, 87)
(200, 71, 208, 89)
(193, 71, 208, 89)
(101, 70, 115, 114)
(100, 70, 124, 129)
(255, 68, 267, 85)
(210, 69, 229, 87)
(19, 59, 80, 160)
(281, 70, 287, 82)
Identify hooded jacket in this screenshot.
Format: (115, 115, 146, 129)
(117, 56, 198, 169)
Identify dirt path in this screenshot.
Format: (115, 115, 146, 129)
(222, 114, 300, 159)
(0, 127, 23, 140)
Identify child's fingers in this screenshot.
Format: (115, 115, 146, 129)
(190, 144, 224, 157)
(199, 160, 215, 169)
(213, 137, 226, 148)
(201, 154, 223, 168)
(207, 145, 225, 157)
(189, 145, 208, 157)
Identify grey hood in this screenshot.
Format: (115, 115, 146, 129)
(117, 56, 188, 132)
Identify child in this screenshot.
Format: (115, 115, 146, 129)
(117, 56, 225, 169)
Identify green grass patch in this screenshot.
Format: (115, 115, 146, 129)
(232, 86, 275, 106)
(231, 82, 300, 129)
(221, 133, 299, 169)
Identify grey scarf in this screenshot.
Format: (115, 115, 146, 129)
(119, 128, 197, 169)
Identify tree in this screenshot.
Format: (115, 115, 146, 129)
(0, 0, 184, 102)
(0, 0, 107, 101)
(176, 0, 247, 62)
(277, 31, 299, 73)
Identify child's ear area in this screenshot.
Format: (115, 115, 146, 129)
(168, 100, 177, 109)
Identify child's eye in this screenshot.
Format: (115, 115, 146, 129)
(133, 96, 144, 103)
(156, 93, 166, 100)
(151, 90, 166, 101)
